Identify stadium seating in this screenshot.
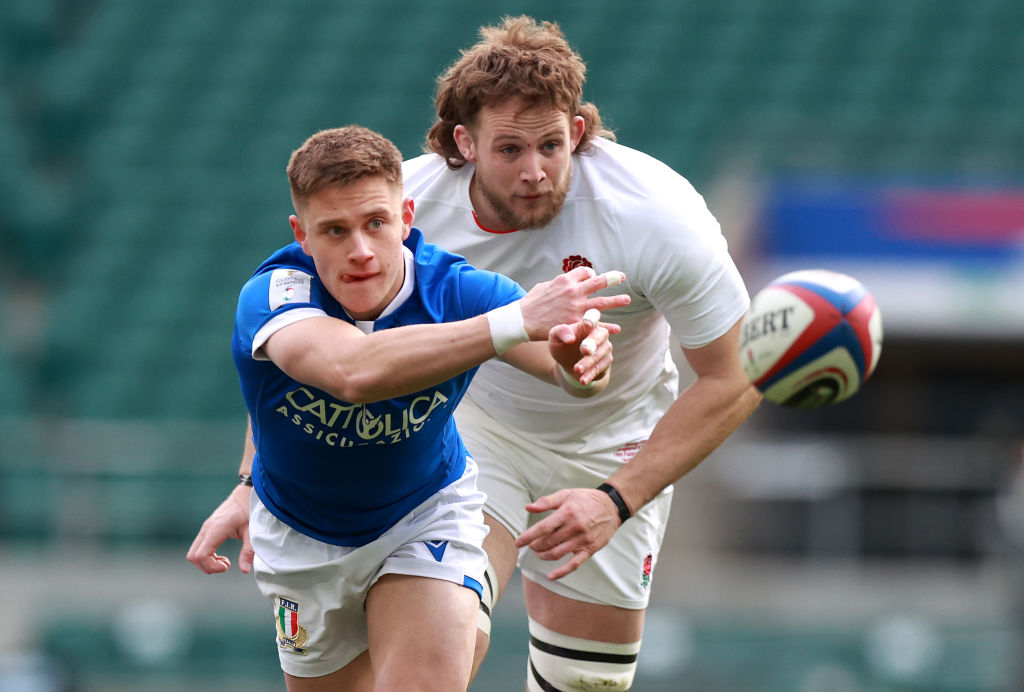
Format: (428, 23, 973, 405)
(0, 0, 1016, 423)
(1, 2, 1020, 690)
(0, 0, 1018, 545)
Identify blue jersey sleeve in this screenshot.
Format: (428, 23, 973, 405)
(409, 230, 527, 322)
(453, 263, 526, 319)
(234, 267, 322, 359)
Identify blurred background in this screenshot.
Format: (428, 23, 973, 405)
(1, 0, 1023, 690)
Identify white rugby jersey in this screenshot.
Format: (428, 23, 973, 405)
(403, 137, 749, 450)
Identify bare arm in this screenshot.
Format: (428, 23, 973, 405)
(264, 314, 495, 403)
(516, 317, 762, 579)
(264, 267, 628, 404)
(604, 317, 762, 510)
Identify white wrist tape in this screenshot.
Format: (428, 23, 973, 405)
(487, 301, 529, 354)
(559, 364, 596, 390)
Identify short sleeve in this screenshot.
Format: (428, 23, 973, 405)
(625, 187, 749, 349)
(235, 268, 327, 360)
(454, 264, 527, 319)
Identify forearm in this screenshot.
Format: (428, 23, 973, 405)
(329, 314, 502, 401)
(270, 313, 505, 403)
(501, 341, 610, 397)
(606, 375, 761, 513)
(239, 417, 255, 476)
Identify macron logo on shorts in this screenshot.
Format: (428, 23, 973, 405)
(425, 540, 448, 562)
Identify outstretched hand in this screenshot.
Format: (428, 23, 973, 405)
(515, 487, 623, 580)
(520, 268, 629, 340)
(186, 485, 254, 574)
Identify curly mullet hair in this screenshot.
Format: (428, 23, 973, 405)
(425, 15, 614, 169)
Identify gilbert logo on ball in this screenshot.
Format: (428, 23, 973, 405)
(740, 269, 883, 407)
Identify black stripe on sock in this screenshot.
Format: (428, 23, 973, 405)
(529, 657, 560, 692)
(530, 635, 637, 664)
(483, 566, 494, 596)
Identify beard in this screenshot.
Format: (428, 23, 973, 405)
(476, 174, 569, 230)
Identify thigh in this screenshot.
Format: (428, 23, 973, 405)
(284, 651, 372, 692)
(249, 458, 489, 681)
(367, 574, 479, 691)
(523, 576, 644, 643)
(250, 496, 377, 679)
(482, 512, 518, 601)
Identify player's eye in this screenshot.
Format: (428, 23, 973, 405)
(368, 218, 384, 230)
(327, 226, 343, 236)
(543, 140, 560, 151)
(500, 145, 518, 155)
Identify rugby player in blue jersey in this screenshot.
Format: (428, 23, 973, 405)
(187, 125, 627, 692)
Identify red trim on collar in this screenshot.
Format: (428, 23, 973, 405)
(472, 210, 520, 234)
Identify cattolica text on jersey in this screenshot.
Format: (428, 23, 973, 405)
(275, 386, 450, 446)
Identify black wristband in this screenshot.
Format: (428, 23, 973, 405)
(596, 482, 631, 523)
(238, 473, 253, 487)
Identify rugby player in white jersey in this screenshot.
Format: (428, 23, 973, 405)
(401, 16, 762, 691)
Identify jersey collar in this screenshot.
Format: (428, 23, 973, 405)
(350, 246, 415, 334)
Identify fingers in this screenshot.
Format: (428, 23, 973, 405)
(576, 353, 613, 385)
(239, 528, 254, 574)
(186, 493, 251, 575)
(580, 308, 603, 354)
(574, 320, 613, 383)
(571, 269, 630, 307)
(548, 323, 576, 345)
(518, 519, 594, 581)
(547, 552, 589, 581)
(588, 294, 631, 311)
(187, 532, 232, 574)
(567, 342, 613, 386)
(580, 270, 625, 294)
(515, 488, 621, 582)
(565, 266, 598, 280)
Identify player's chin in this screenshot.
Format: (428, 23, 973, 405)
(514, 203, 560, 230)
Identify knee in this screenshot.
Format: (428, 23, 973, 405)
(526, 618, 639, 691)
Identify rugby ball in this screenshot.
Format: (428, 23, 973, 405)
(740, 269, 883, 407)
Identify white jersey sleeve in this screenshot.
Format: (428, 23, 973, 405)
(591, 142, 749, 348)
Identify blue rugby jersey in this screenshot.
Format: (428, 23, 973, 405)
(232, 228, 524, 546)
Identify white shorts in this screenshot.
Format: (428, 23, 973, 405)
(454, 400, 672, 610)
(249, 457, 489, 678)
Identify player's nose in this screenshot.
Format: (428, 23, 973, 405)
(347, 232, 374, 262)
(519, 150, 546, 184)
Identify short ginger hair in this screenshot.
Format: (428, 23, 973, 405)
(425, 15, 614, 168)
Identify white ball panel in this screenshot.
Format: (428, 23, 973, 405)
(740, 287, 816, 382)
(761, 347, 863, 407)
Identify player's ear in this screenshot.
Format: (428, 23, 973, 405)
(290, 215, 311, 255)
(401, 197, 414, 240)
(570, 115, 586, 150)
(453, 124, 476, 163)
